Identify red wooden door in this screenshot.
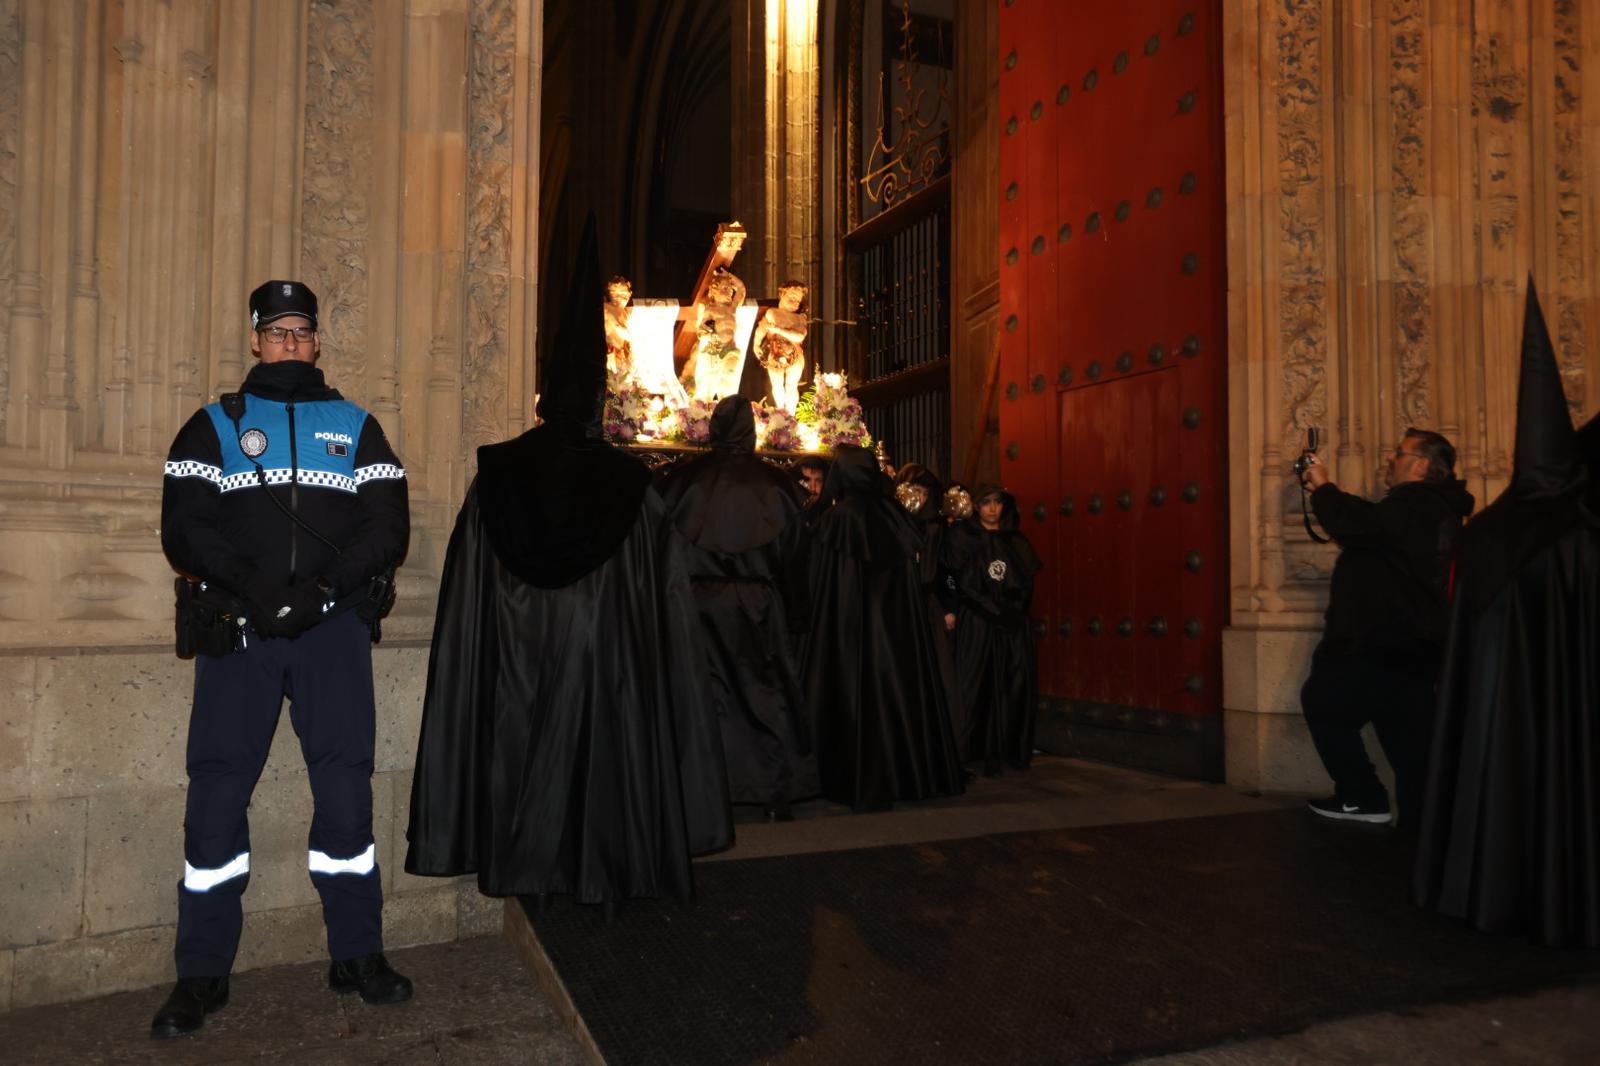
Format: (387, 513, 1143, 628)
(997, 2, 1227, 777)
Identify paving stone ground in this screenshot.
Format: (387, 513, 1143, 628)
(4, 758, 1597, 1065)
(0, 937, 586, 1066)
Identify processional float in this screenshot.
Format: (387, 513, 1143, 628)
(598, 222, 874, 466)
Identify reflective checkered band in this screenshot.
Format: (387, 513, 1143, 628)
(164, 459, 222, 485)
(354, 463, 406, 486)
(217, 468, 359, 494)
(220, 470, 266, 492)
(297, 468, 356, 491)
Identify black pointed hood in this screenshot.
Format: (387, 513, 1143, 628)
(658, 396, 801, 553)
(1453, 279, 1593, 616)
(709, 395, 756, 452)
(474, 214, 652, 588)
(809, 444, 924, 565)
(817, 444, 887, 506)
(974, 483, 1022, 532)
(535, 215, 608, 434)
(1510, 278, 1584, 500)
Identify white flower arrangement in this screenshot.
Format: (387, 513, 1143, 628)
(603, 371, 652, 442)
(755, 404, 802, 451)
(794, 372, 872, 450)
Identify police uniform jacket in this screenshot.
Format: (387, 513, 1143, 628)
(161, 360, 408, 602)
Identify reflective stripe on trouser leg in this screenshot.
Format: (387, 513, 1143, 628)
(308, 841, 384, 962)
(176, 635, 288, 978)
(309, 842, 376, 876)
(289, 610, 384, 961)
(185, 851, 251, 891)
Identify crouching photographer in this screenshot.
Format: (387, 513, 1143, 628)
(1297, 428, 1473, 829)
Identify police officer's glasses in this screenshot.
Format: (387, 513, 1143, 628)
(258, 325, 316, 343)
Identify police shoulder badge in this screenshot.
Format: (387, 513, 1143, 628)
(987, 559, 1008, 582)
(239, 428, 269, 458)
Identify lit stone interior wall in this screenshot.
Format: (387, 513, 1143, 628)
(0, 0, 542, 1008)
(1222, 0, 1600, 789)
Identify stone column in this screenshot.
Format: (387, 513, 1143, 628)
(731, 0, 771, 295)
(732, 0, 821, 300)
(4, 0, 46, 449)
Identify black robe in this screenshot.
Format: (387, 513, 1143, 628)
(943, 512, 1043, 770)
(916, 513, 965, 744)
(1412, 495, 1600, 947)
(405, 479, 732, 902)
(802, 446, 964, 809)
(1413, 285, 1600, 947)
(658, 398, 817, 808)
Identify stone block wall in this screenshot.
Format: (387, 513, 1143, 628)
(0, 644, 503, 1011)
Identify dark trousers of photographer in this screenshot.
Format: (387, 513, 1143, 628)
(175, 609, 382, 977)
(1300, 640, 1438, 827)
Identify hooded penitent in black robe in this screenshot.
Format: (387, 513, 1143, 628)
(802, 445, 965, 809)
(1414, 281, 1600, 947)
(404, 219, 732, 904)
(942, 487, 1043, 772)
(894, 466, 963, 740)
(658, 396, 817, 812)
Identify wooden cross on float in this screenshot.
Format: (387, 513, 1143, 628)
(674, 221, 749, 382)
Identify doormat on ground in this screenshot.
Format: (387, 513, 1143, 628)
(521, 809, 1600, 1066)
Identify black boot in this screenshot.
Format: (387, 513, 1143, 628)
(328, 953, 414, 1005)
(149, 975, 230, 1039)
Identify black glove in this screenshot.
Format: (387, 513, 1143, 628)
(273, 579, 333, 639)
(240, 574, 292, 637)
(241, 576, 328, 639)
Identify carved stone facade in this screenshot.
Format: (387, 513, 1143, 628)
(0, 2, 541, 1008)
(1222, 0, 1600, 788)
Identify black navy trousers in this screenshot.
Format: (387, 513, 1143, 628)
(1300, 641, 1438, 827)
(176, 610, 383, 977)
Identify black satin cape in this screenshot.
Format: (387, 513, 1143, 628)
(477, 427, 652, 588)
(1413, 282, 1600, 947)
(404, 481, 733, 903)
(657, 398, 816, 806)
(802, 445, 965, 809)
(943, 492, 1043, 769)
(898, 467, 964, 743)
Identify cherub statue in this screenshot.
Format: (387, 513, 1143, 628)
(689, 267, 746, 401)
(752, 280, 809, 412)
(604, 276, 634, 376)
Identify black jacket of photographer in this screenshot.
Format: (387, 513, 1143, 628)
(161, 360, 408, 613)
(1310, 477, 1473, 659)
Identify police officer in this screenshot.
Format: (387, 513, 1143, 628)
(151, 281, 411, 1038)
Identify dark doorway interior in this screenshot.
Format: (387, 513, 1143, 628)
(538, 1, 733, 371)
